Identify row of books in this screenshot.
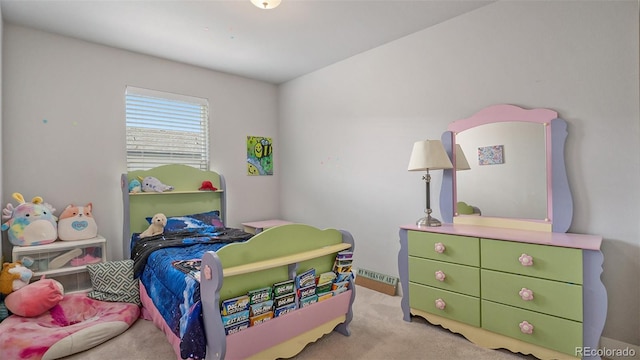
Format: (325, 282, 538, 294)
(219, 250, 354, 335)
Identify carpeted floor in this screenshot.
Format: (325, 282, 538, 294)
(62, 285, 535, 360)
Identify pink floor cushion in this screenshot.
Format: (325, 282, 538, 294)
(0, 292, 140, 360)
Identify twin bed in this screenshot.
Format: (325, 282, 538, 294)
(121, 164, 356, 360)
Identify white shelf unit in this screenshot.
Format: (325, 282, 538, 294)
(12, 236, 107, 292)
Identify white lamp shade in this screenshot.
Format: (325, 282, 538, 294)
(455, 144, 471, 170)
(251, 0, 281, 9)
(408, 140, 453, 171)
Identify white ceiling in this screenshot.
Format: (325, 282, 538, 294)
(0, 0, 494, 84)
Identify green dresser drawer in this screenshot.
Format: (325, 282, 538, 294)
(481, 269, 583, 322)
(409, 282, 480, 327)
(409, 257, 480, 297)
(482, 300, 582, 356)
(408, 231, 479, 267)
(481, 239, 583, 284)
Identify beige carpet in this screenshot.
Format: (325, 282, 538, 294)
(62, 285, 534, 360)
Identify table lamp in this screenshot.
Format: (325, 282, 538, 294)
(408, 140, 453, 227)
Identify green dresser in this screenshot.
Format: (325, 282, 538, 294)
(400, 226, 605, 360)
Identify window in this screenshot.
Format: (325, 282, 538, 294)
(125, 86, 209, 171)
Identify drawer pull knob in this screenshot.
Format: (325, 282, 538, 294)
(435, 270, 446, 282)
(434, 242, 446, 253)
(519, 321, 534, 334)
(519, 254, 534, 266)
(519, 288, 534, 301)
(435, 298, 446, 310)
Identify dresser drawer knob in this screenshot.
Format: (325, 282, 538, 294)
(435, 270, 446, 282)
(519, 288, 534, 301)
(435, 298, 446, 310)
(519, 320, 534, 334)
(518, 254, 534, 266)
(434, 242, 446, 253)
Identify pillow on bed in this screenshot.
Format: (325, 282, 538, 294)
(145, 210, 224, 234)
(87, 260, 140, 306)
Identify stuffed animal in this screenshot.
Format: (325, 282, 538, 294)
(1, 193, 58, 246)
(139, 176, 174, 193)
(4, 276, 64, 317)
(0, 259, 34, 296)
(198, 180, 218, 191)
(57, 203, 98, 241)
(128, 179, 142, 194)
(140, 213, 166, 238)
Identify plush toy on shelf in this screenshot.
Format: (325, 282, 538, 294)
(140, 213, 166, 238)
(1, 193, 57, 246)
(57, 203, 98, 241)
(139, 176, 174, 193)
(198, 180, 218, 191)
(128, 179, 142, 194)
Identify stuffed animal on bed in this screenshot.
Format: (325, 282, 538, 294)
(0, 259, 34, 296)
(57, 203, 98, 241)
(1, 193, 58, 246)
(139, 176, 174, 193)
(140, 213, 167, 238)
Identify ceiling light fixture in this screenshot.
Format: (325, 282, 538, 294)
(251, 0, 281, 10)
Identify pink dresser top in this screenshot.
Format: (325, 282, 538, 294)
(401, 223, 602, 251)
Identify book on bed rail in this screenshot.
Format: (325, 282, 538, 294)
(172, 259, 201, 281)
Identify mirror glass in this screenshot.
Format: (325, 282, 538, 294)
(455, 122, 547, 220)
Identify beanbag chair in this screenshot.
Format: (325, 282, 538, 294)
(0, 292, 140, 360)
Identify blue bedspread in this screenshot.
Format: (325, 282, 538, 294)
(131, 230, 252, 360)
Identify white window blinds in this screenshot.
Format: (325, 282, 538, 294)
(125, 86, 209, 171)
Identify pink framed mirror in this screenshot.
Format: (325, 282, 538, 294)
(439, 104, 572, 233)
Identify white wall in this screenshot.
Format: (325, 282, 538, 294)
(279, 1, 639, 346)
(2, 24, 281, 261)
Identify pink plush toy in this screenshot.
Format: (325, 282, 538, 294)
(4, 276, 64, 317)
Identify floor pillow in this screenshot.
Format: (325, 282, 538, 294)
(0, 292, 140, 360)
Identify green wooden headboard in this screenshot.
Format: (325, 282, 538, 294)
(121, 164, 226, 258)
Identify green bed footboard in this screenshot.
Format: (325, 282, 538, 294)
(200, 224, 355, 360)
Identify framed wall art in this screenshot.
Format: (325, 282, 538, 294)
(247, 136, 273, 175)
(478, 145, 504, 165)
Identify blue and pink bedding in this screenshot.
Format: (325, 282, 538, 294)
(131, 212, 252, 360)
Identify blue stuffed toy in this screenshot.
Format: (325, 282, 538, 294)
(128, 179, 142, 194)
